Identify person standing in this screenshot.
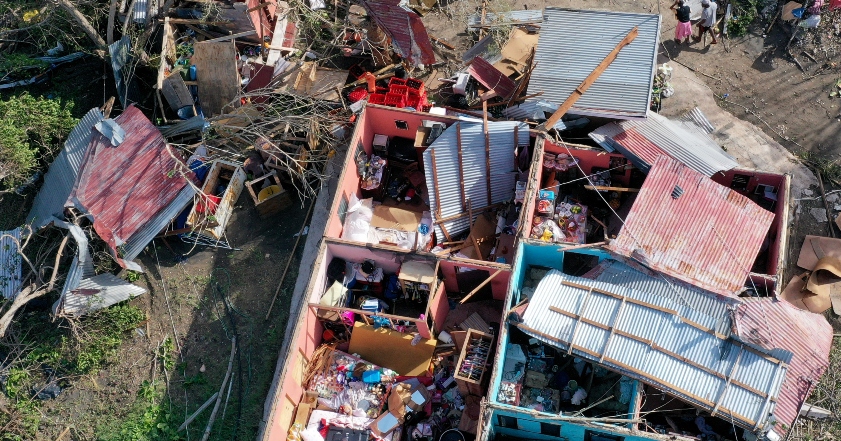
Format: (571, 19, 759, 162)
(670, 0, 692, 44)
(697, 0, 719, 44)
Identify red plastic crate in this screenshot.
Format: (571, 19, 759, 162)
(348, 86, 368, 103)
(384, 92, 406, 108)
(389, 77, 407, 87)
(376, 86, 389, 94)
(406, 78, 424, 94)
(368, 93, 386, 105)
(389, 85, 409, 97)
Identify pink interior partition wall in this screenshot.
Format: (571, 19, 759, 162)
(325, 105, 460, 240)
(439, 260, 511, 301)
(428, 282, 449, 334)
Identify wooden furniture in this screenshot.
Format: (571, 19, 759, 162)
(454, 329, 493, 385)
(397, 261, 436, 302)
(245, 170, 291, 217)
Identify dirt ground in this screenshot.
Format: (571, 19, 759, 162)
(33, 194, 311, 440)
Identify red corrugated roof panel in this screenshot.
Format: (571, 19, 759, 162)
(468, 56, 517, 99)
(359, 0, 436, 67)
(608, 155, 775, 297)
(733, 299, 832, 434)
(72, 105, 192, 265)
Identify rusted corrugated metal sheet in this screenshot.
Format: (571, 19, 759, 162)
(589, 110, 738, 176)
(733, 299, 833, 438)
(70, 105, 193, 270)
(468, 57, 517, 99)
(608, 155, 775, 297)
(359, 0, 435, 67)
(520, 270, 788, 432)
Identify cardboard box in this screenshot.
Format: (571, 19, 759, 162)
(370, 382, 431, 438)
(370, 205, 423, 232)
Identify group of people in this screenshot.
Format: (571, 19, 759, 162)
(670, 0, 719, 45)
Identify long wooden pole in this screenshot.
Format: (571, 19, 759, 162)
(265, 200, 316, 320)
(541, 27, 639, 131)
(201, 338, 236, 441)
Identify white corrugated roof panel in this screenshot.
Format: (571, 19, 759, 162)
(527, 8, 660, 119)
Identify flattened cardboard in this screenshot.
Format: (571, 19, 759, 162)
(461, 212, 497, 260)
(780, 273, 831, 313)
(494, 28, 539, 77)
(348, 322, 436, 376)
(797, 235, 841, 270)
(370, 205, 423, 232)
(805, 256, 841, 314)
(370, 381, 431, 438)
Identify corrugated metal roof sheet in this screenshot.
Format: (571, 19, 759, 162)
(678, 106, 716, 134)
(468, 57, 517, 99)
(0, 228, 23, 299)
(527, 8, 660, 119)
(607, 155, 775, 297)
(589, 110, 737, 176)
(359, 0, 435, 67)
(122, 186, 196, 262)
(70, 105, 193, 270)
(582, 258, 736, 335)
(733, 299, 833, 437)
(422, 121, 529, 238)
(27, 108, 104, 229)
(502, 99, 588, 130)
(467, 10, 544, 28)
(520, 270, 788, 431)
(61, 273, 147, 316)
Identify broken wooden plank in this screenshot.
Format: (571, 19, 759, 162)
(584, 185, 640, 193)
(460, 269, 503, 304)
(191, 41, 240, 117)
(541, 27, 638, 130)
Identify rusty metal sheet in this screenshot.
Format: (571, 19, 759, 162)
(607, 155, 775, 297)
(359, 0, 435, 67)
(70, 105, 193, 269)
(733, 298, 833, 438)
(468, 57, 517, 100)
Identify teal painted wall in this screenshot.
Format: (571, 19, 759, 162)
(489, 407, 652, 441)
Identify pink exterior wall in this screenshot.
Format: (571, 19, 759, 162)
(439, 260, 511, 301)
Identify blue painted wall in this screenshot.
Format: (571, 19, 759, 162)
(489, 407, 650, 441)
(488, 243, 643, 441)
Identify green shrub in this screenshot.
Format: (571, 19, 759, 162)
(0, 93, 76, 189)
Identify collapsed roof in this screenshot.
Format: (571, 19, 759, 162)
(608, 155, 775, 297)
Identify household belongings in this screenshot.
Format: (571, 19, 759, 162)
(370, 381, 431, 437)
(357, 151, 387, 191)
(532, 195, 589, 244)
(306, 348, 397, 419)
(340, 194, 433, 250)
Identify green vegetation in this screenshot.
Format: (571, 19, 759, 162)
(727, 0, 759, 37)
(0, 93, 77, 190)
(96, 380, 181, 441)
(0, 304, 146, 439)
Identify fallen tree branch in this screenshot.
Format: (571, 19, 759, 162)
(56, 0, 107, 50)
